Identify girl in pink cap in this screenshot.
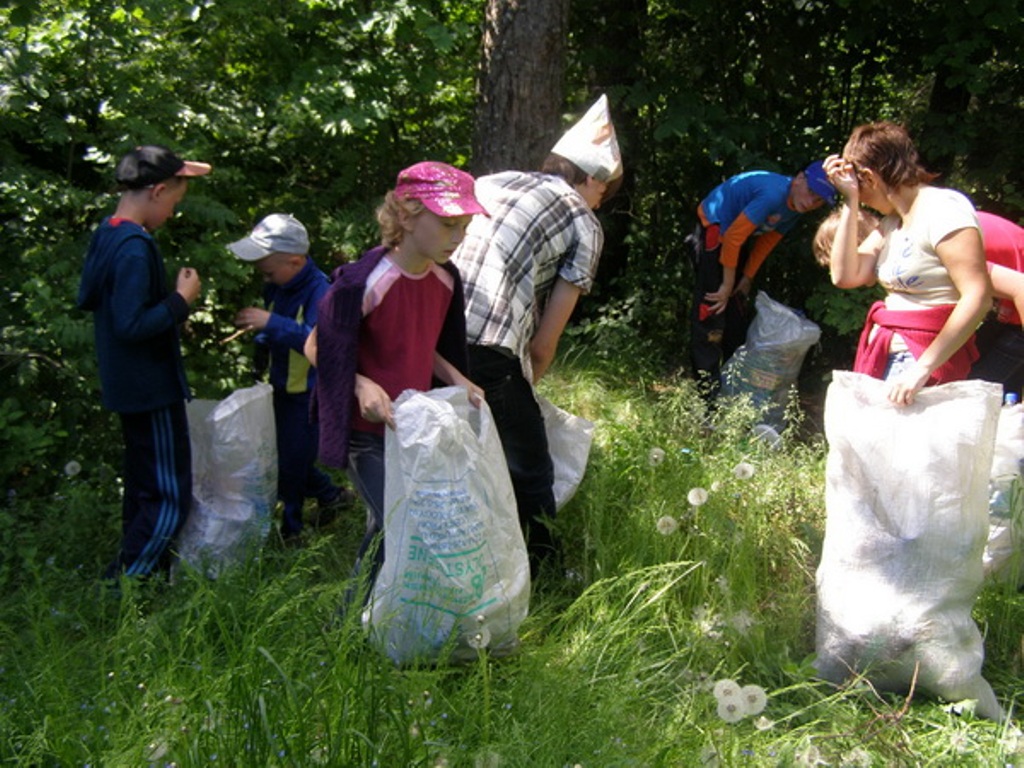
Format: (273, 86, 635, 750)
(305, 161, 487, 599)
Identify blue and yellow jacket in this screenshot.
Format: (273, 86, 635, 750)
(256, 258, 331, 395)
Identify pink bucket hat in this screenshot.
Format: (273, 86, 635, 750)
(394, 161, 488, 217)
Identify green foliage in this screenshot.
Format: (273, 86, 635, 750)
(1, 0, 483, 497)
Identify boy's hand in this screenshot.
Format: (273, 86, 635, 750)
(176, 267, 201, 305)
(234, 307, 271, 331)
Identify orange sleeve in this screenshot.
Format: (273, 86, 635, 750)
(743, 230, 784, 279)
(719, 213, 759, 269)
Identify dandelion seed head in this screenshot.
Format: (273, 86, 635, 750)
(687, 487, 709, 506)
(648, 447, 666, 466)
(466, 627, 491, 650)
(710, 480, 722, 492)
(716, 699, 744, 724)
(656, 515, 679, 536)
(712, 679, 740, 701)
(728, 609, 755, 635)
(739, 684, 767, 715)
(753, 715, 774, 731)
(64, 460, 82, 477)
(733, 461, 755, 480)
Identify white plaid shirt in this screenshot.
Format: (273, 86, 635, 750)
(452, 171, 604, 372)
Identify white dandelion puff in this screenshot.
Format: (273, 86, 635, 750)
(64, 460, 82, 477)
(727, 609, 755, 635)
(712, 678, 740, 702)
(753, 715, 775, 731)
(739, 684, 767, 716)
(466, 627, 491, 650)
(716, 698, 745, 724)
(687, 487, 709, 506)
(732, 461, 755, 480)
(656, 516, 679, 535)
(648, 447, 666, 466)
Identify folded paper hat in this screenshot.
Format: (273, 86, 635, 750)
(394, 161, 488, 217)
(803, 160, 837, 206)
(550, 94, 623, 182)
(228, 213, 310, 261)
(115, 145, 211, 190)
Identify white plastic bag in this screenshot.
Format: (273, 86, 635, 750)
(815, 372, 1003, 720)
(366, 387, 530, 665)
(538, 395, 595, 510)
(721, 292, 820, 430)
(983, 402, 1024, 586)
(175, 383, 277, 577)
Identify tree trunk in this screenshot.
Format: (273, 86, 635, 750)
(471, 0, 569, 175)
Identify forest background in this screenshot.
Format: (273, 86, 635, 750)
(2, 0, 1023, 523)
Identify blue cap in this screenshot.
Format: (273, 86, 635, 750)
(803, 160, 837, 206)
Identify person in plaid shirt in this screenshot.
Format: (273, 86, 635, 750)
(452, 94, 622, 578)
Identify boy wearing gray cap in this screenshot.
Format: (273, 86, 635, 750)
(228, 214, 352, 541)
(77, 144, 211, 580)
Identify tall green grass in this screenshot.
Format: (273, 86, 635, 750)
(2, 353, 1022, 766)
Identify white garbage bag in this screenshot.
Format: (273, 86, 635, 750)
(366, 387, 530, 665)
(538, 395, 595, 510)
(176, 383, 277, 577)
(983, 401, 1024, 586)
(721, 291, 820, 431)
(815, 372, 1004, 720)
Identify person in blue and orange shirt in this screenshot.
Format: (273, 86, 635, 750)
(689, 162, 836, 400)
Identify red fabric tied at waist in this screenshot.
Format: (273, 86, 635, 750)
(853, 301, 978, 384)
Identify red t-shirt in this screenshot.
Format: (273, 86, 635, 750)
(353, 258, 455, 435)
(979, 211, 1024, 326)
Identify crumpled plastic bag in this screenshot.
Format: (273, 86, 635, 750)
(983, 401, 1024, 587)
(815, 372, 1003, 720)
(366, 387, 530, 665)
(721, 291, 820, 430)
(538, 395, 595, 510)
(175, 383, 277, 577)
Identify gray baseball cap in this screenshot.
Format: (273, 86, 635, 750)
(228, 213, 310, 261)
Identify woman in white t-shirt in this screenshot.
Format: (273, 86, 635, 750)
(824, 121, 991, 406)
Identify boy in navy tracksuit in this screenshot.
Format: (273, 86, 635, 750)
(77, 144, 211, 579)
(228, 214, 351, 539)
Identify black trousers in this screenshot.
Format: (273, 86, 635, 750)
(107, 402, 192, 579)
(688, 224, 753, 399)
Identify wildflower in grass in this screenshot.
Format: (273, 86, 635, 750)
(656, 515, 679, 535)
(739, 684, 767, 715)
(64, 460, 82, 477)
(467, 627, 491, 650)
(712, 678, 740, 702)
(716, 698, 744, 723)
(732, 461, 755, 480)
(753, 715, 774, 731)
(687, 487, 709, 506)
(711, 480, 722, 492)
(648, 447, 666, 466)
(727, 609, 755, 635)
(794, 742, 823, 766)
(693, 606, 722, 639)
(715, 575, 730, 594)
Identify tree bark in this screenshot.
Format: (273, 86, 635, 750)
(471, 0, 569, 175)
